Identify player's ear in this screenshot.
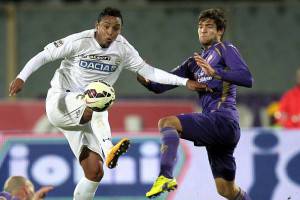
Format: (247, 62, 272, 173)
(217, 28, 224, 39)
(95, 22, 100, 29)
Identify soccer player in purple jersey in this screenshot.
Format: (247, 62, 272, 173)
(137, 8, 253, 200)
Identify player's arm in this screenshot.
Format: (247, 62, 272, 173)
(9, 50, 52, 96)
(9, 36, 75, 96)
(137, 60, 190, 93)
(33, 186, 54, 200)
(136, 72, 178, 94)
(217, 45, 253, 87)
(137, 66, 209, 93)
(194, 45, 253, 88)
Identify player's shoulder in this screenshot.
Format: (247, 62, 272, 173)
(114, 34, 134, 48)
(177, 56, 194, 69)
(65, 29, 94, 43)
(214, 41, 240, 55)
(220, 41, 239, 51)
(185, 56, 194, 63)
(114, 34, 128, 43)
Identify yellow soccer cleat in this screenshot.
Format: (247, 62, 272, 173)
(146, 175, 177, 198)
(105, 138, 130, 169)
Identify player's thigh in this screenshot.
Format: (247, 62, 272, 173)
(46, 89, 86, 128)
(177, 112, 219, 146)
(58, 124, 105, 161)
(206, 145, 237, 181)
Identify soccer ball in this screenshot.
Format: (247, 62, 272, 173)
(84, 81, 116, 112)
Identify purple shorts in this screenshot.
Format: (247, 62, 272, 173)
(177, 111, 240, 181)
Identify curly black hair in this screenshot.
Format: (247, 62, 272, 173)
(98, 7, 123, 24)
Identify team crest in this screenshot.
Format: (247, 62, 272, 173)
(53, 40, 64, 47)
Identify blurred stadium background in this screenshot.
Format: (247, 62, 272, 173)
(0, 0, 300, 199)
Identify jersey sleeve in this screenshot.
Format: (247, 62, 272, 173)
(214, 44, 253, 87)
(140, 58, 191, 93)
(17, 50, 52, 81)
(122, 42, 146, 72)
(44, 35, 77, 61)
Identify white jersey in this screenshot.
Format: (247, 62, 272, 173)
(18, 29, 188, 93)
(45, 29, 146, 92)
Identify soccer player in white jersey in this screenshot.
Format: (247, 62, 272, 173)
(9, 7, 208, 200)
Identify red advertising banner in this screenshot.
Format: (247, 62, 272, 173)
(0, 100, 195, 134)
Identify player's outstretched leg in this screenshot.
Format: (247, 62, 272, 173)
(146, 127, 179, 198)
(105, 138, 130, 168)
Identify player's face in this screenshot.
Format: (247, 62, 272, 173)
(198, 19, 223, 48)
(95, 16, 122, 48)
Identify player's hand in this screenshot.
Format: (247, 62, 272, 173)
(9, 78, 25, 96)
(186, 80, 213, 92)
(33, 186, 54, 200)
(193, 53, 216, 76)
(136, 73, 150, 86)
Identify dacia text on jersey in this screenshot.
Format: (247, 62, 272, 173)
(79, 60, 117, 72)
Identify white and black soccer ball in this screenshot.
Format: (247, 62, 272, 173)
(84, 81, 116, 112)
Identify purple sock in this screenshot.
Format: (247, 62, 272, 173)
(242, 191, 252, 200)
(159, 127, 180, 179)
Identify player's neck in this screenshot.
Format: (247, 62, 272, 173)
(94, 32, 106, 48)
(203, 39, 221, 50)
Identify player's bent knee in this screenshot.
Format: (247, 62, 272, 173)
(83, 161, 104, 182)
(158, 116, 175, 129)
(87, 167, 104, 182)
(158, 116, 181, 132)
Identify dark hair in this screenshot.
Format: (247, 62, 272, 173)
(98, 7, 123, 24)
(198, 8, 226, 32)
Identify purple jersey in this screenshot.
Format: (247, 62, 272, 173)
(146, 41, 253, 122)
(0, 191, 19, 200)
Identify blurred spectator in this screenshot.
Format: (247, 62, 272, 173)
(278, 68, 300, 128)
(265, 101, 280, 127)
(2, 176, 53, 200)
(0, 191, 18, 200)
